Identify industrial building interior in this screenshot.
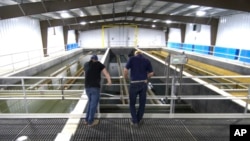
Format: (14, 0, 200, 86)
(0, 0, 250, 141)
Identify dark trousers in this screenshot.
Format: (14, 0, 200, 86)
(129, 82, 148, 124)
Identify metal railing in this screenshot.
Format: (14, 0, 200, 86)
(0, 46, 79, 76)
(0, 75, 249, 118)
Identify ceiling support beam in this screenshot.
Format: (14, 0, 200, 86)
(0, 0, 126, 20)
(158, 0, 250, 13)
(63, 20, 184, 31)
(40, 12, 216, 29)
(128, 13, 218, 25)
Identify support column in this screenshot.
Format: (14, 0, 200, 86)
(75, 30, 79, 45)
(63, 26, 68, 51)
(210, 19, 219, 55)
(40, 26, 48, 57)
(165, 27, 169, 46)
(180, 24, 186, 48)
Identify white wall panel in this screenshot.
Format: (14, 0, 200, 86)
(168, 28, 181, 43)
(47, 26, 65, 55)
(0, 17, 43, 73)
(0, 17, 42, 54)
(67, 30, 76, 44)
(79, 29, 103, 48)
(216, 13, 250, 49)
(106, 26, 135, 47)
(185, 24, 211, 45)
(78, 27, 165, 48)
(138, 28, 165, 47)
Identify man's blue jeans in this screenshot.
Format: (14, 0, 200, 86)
(85, 87, 100, 124)
(129, 82, 147, 124)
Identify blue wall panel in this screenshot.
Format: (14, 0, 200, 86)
(214, 46, 239, 60)
(66, 43, 79, 51)
(167, 42, 181, 49)
(194, 45, 210, 54)
(182, 43, 193, 51)
(239, 50, 250, 63)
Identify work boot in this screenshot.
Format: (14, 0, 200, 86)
(129, 119, 138, 128)
(88, 119, 99, 127)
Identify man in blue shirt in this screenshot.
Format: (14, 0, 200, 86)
(124, 50, 154, 126)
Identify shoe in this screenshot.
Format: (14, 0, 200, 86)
(88, 119, 99, 127)
(139, 119, 144, 126)
(129, 120, 138, 127)
(83, 120, 88, 125)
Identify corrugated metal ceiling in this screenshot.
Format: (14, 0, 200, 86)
(0, 0, 248, 31)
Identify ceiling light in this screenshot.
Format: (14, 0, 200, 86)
(126, 7, 132, 11)
(188, 5, 199, 9)
(196, 11, 206, 16)
(166, 20, 172, 24)
(80, 21, 86, 25)
(152, 24, 155, 28)
(153, 20, 157, 23)
(60, 13, 71, 18)
(80, 12, 85, 17)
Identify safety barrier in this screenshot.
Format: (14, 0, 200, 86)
(167, 42, 250, 64)
(0, 75, 249, 116)
(0, 46, 79, 76)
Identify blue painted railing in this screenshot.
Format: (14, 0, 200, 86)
(214, 46, 239, 60)
(167, 42, 250, 64)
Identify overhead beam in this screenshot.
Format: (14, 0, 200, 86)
(0, 0, 126, 20)
(40, 12, 217, 29)
(128, 13, 218, 25)
(40, 13, 127, 28)
(63, 20, 184, 31)
(158, 0, 250, 13)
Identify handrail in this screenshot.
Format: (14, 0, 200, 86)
(0, 46, 81, 76)
(0, 75, 249, 106)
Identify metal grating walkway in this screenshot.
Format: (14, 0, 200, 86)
(72, 118, 250, 141)
(1, 118, 250, 140)
(0, 118, 67, 141)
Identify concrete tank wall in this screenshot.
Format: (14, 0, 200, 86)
(143, 50, 247, 113)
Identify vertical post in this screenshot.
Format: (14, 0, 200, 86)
(177, 64, 183, 96)
(60, 77, 64, 100)
(21, 78, 28, 113)
(170, 77, 176, 114)
(165, 55, 171, 99)
(244, 86, 250, 113)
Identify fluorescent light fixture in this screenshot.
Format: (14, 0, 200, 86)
(152, 24, 156, 28)
(153, 20, 157, 22)
(80, 12, 85, 17)
(196, 11, 206, 16)
(80, 21, 86, 25)
(60, 12, 71, 18)
(188, 5, 199, 9)
(166, 20, 172, 24)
